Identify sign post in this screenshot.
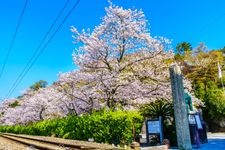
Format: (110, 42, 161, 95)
(146, 116, 163, 144)
(189, 112, 201, 148)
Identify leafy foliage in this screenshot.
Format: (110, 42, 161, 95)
(140, 99, 173, 120)
(203, 89, 225, 120)
(176, 42, 192, 55)
(180, 43, 225, 130)
(30, 80, 48, 91)
(0, 110, 143, 145)
(8, 100, 20, 108)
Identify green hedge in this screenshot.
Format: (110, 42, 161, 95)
(0, 110, 143, 145)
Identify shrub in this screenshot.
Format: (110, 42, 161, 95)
(0, 109, 143, 145)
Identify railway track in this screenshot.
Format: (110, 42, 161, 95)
(0, 133, 116, 150)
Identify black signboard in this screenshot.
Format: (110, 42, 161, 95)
(146, 116, 163, 144)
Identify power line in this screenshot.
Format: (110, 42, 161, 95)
(6, 0, 72, 98)
(6, 0, 81, 98)
(0, 0, 29, 79)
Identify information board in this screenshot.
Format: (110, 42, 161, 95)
(147, 120, 160, 133)
(146, 116, 163, 144)
(188, 114, 196, 124)
(195, 114, 203, 129)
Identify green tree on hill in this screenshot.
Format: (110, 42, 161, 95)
(30, 80, 48, 91)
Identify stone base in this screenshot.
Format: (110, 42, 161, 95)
(141, 145, 168, 150)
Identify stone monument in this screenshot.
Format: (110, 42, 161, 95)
(169, 64, 192, 150)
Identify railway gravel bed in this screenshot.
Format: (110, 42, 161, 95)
(0, 133, 117, 150)
(0, 136, 37, 150)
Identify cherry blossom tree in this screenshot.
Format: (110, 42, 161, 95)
(71, 3, 176, 108)
(20, 86, 64, 121)
(0, 98, 19, 124)
(55, 71, 102, 114)
(0, 86, 67, 125)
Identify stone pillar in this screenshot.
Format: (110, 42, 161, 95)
(169, 64, 192, 150)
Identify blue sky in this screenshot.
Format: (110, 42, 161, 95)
(0, 0, 225, 100)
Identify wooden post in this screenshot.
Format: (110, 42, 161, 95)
(169, 64, 192, 150)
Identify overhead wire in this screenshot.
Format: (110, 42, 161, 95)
(0, 0, 29, 79)
(6, 0, 81, 98)
(6, 0, 72, 98)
